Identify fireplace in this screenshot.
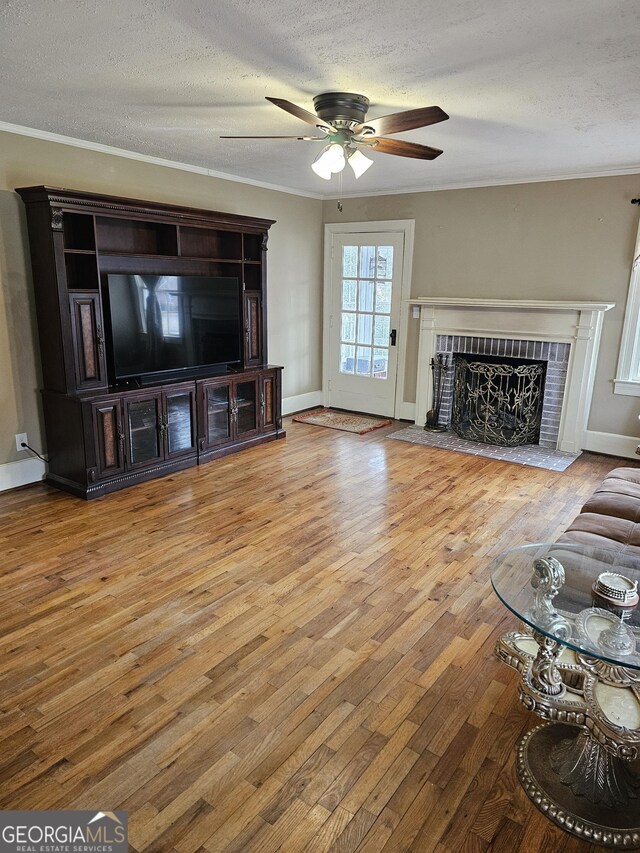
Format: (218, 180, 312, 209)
(434, 335, 567, 448)
(409, 298, 614, 453)
(451, 352, 547, 446)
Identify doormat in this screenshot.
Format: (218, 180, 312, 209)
(292, 408, 393, 435)
(386, 425, 580, 471)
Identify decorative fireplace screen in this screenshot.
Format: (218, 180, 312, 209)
(451, 354, 546, 447)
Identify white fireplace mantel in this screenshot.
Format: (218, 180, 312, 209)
(408, 297, 615, 454)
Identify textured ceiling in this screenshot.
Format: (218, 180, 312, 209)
(1, 0, 639, 197)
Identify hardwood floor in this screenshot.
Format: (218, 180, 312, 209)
(0, 418, 632, 852)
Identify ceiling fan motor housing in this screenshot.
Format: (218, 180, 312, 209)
(313, 93, 370, 128)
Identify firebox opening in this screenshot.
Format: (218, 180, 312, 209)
(451, 352, 547, 447)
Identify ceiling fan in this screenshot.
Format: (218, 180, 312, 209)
(220, 92, 449, 180)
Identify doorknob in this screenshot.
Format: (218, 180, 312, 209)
(390, 329, 397, 346)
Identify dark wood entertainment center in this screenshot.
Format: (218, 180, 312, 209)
(17, 186, 284, 499)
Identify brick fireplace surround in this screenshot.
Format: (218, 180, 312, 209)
(409, 299, 614, 454)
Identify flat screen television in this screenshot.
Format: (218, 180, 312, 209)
(104, 274, 242, 382)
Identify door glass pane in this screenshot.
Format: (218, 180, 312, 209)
(343, 245, 358, 277)
(236, 381, 256, 434)
(376, 246, 394, 278)
(375, 281, 392, 314)
(374, 315, 390, 346)
(207, 385, 230, 443)
(356, 347, 372, 376)
(373, 348, 389, 380)
(341, 312, 356, 343)
(128, 399, 159, 464)
(342, 280, 357, 310)
(340, 344, 355, 373)
(167, 392, 193, 453)
(358, 281, 374, 312)
(359, 245, 376, 277)
(357, 314, 373, 345)
(342, 279, 358, 311)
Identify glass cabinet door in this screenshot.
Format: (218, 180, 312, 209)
(205, 383, 232, 445)
(165, 387, 196, 458)
(235, 379, 258, 436)
(124, 395, 162, 468)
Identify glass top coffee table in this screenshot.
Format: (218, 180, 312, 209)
(491, 542, 640, 848)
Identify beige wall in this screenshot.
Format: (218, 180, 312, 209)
(324, 175, 640, 438)
(0, 130, 323, 466)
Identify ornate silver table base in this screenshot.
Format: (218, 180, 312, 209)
(497, 625, 640, 848)
(493, 551, 640, 847)
(517, 724, 640, 847)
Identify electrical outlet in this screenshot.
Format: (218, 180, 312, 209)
(15, 433, 28, 452)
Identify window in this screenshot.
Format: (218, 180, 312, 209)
(133, 275, 181, 339)
(615, 218, 640, 396)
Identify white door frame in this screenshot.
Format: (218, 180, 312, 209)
(323, 220, 415, 420)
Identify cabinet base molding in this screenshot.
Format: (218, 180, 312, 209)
(197, 428, 285, 466)
(46, 426, 285, 499)
(54, 454, 197, 499)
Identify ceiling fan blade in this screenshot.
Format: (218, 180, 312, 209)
(365, 137, 443, 160)
(265, 97, 335, 131)
(353, 106, 448, 137)
(220, 135, 326, 140)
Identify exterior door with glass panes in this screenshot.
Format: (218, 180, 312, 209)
(329, 233, 404, 416)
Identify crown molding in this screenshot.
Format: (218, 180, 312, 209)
(324, 165, 640, 199)
(0, 121, 324, 200)
(2, 120, 639, 202)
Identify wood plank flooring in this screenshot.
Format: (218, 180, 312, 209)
(0, 417, 632, 852)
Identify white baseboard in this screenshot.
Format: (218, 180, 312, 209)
(282, 391, 324, 416)
(583, 430, 639, 460)
(283, 393, 415, 421)
(0, 457, 46, 492)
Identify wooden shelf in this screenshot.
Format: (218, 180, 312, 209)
(97, 251, 184, 260)
(177, 256, 243, 264)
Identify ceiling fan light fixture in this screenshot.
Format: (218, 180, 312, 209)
(311, 146, 334, 179)
(311, 143, 346, 179)
(347, 147, 374, 178)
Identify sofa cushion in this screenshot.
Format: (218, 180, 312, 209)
(606, 467, 640, 486)
(591, 475, 640, 502)
(559, 511, 640, 553)
(581, 492, 640, 523)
